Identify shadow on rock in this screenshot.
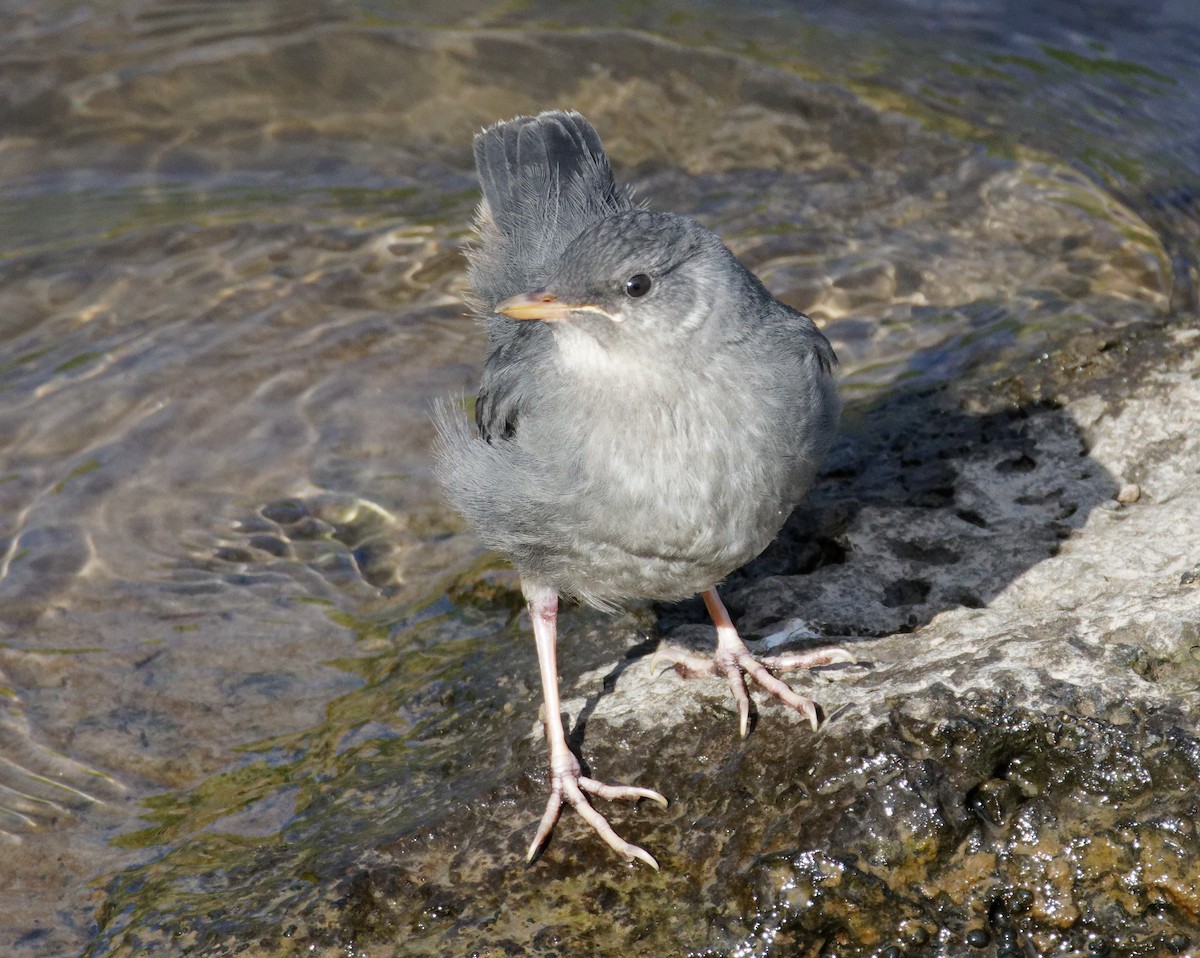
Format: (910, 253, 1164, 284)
(659, 382, 1118, 646)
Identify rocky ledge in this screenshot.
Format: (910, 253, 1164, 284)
(92, 324, 1200, 957)
(379, 324, 1200, 957)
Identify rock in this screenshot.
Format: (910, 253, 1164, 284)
(392, 326, 1198, 956)
(1117, 482, 1142, 504)
(85, 329, 1200, 956)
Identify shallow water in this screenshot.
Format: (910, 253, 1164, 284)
(0, 1, 1196, 954)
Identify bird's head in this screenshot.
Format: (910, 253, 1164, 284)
(494, 210, 745, 353)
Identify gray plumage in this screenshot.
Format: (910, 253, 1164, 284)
(435, 110, 848, 868)
(436, 109, 839, 610)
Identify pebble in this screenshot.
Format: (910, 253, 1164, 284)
(1117, 482, 1141, 504)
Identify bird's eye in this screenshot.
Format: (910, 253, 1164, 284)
(624, 273, 652, 298)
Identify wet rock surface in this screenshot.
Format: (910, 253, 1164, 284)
(87, 326, 1200, 956)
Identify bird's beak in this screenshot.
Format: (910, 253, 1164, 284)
(495, 290, 618, 322)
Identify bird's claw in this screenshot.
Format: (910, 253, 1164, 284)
(760, 647, 858, 670)
(653, 640, 855, 736)
(528, 754, 666, 869)
(716, 642, 820, 735)
(649, 646, 717, 679)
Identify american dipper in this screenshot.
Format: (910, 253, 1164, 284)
(436, 110, 850, 869)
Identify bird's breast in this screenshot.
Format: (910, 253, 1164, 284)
(543, 368, 795, 578)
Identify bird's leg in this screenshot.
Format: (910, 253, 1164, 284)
(523, 582, 667, 869)
(653, 586, 855, 737)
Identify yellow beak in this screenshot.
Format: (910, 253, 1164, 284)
(495, 290, 617, 322)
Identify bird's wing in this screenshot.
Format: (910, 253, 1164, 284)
(469, 111, 635, 443)
(810, 321, 838, 376)
(474, 327, 544, 443)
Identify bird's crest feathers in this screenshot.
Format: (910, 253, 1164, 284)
(466, 110, 638, 314)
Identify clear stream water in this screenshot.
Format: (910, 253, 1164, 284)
(0, 1, 1195, 953)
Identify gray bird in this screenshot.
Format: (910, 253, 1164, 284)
(436, 110, 850, 869)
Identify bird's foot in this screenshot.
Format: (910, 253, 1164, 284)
(652, 634, 855, 737)
(529, 749, 667, 869)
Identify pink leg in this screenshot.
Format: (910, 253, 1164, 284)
(654, 587, 855, 737)
(524, 582, 667, 868)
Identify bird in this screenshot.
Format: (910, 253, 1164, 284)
(435, 110, 850, 870)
